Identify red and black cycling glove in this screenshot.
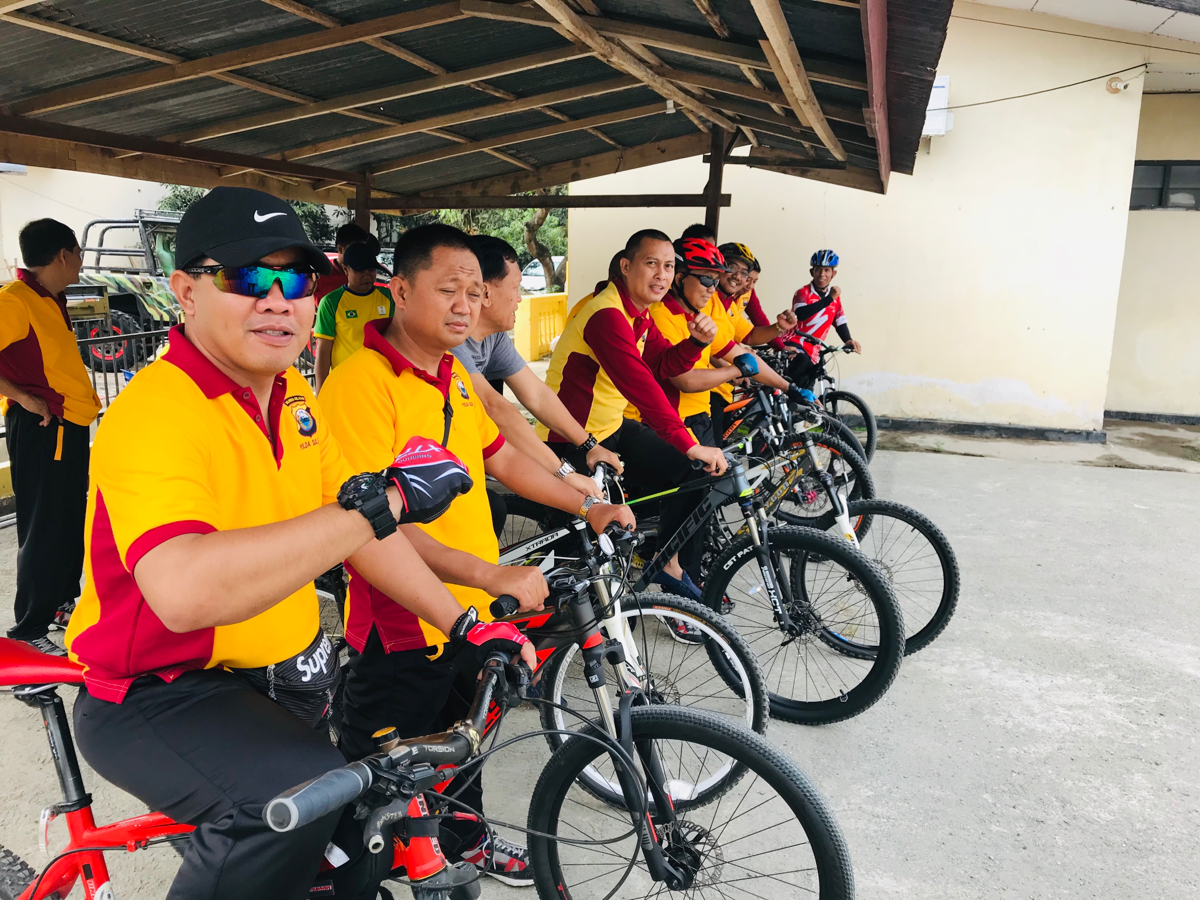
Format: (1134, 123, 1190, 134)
(383, 436, 474, 525)
(449, 606, 529, 673)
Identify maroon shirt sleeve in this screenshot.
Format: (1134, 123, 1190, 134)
(744, 289, 770, 327)
(583, 308, 698, 453)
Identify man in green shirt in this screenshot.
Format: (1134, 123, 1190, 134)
(313, 242, 394, 393)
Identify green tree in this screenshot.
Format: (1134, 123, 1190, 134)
(157, 185, 334, 244)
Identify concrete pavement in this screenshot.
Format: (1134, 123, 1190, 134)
(0, 449, 1196, 898)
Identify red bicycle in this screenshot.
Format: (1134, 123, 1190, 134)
(1, 525, 853, 900)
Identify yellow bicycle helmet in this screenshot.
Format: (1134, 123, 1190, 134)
(719, 242, 759, 272)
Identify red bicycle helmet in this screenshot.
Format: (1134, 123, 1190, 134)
(673, 237, 729, 272)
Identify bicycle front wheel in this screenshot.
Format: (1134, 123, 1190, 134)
(825, 390, 877, 461)
(528, 705, 854, 900)
(773, 434, 874, 526)
(538, 592, 768, 806)
(705, 527, 904, 724)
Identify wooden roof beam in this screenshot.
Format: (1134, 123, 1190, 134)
(281, 75, 636, 161)
(371, 102, 665, 176)
(166, 46, 588, 144)
(394, 130, 713, 197)
(0, 114, 356, 183)
(691, 0, 731, 39)
(531, 0, 735, 131)
(460, 0, 868, 90)
(654, 67, 865, 127)
(7, 2, 464, 116)
(368, 192, 730, 210)
(859, 0, 891, 190)
(750, 0, 845, 160)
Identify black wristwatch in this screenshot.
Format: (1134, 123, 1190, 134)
(577, 433, 598, 453)
(338, 473, 397, 541)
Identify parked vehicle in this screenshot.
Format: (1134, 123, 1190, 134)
(520, 255, 565, 292)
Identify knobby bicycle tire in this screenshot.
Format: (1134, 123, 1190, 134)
(704, 527, 904, 725)
(825, 390, 877, 462)
(807, 499, 959, 655)
(538, 592, 768, 806)
(527, 705, 854, 900)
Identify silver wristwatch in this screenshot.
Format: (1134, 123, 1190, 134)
(578, 494, 598, 518)
(554, 459, 576, 480)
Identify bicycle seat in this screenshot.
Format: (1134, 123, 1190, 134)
(0, 637, 84, 686)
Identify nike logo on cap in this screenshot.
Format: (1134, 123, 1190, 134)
(254, 210, 287, 223)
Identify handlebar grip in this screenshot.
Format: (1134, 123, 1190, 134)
(265, 761, 374, 833)
(489, 594, 521, 618)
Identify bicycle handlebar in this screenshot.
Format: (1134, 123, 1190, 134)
(489, 593, 521, 618)
(265, 761, 375, 833)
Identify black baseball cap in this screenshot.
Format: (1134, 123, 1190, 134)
(176, 187, 332, 275)
(343, 241, 390, 276)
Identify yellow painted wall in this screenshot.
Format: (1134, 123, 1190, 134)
(568, 2, 1155, 430)
(1105, 94, 1200, 416)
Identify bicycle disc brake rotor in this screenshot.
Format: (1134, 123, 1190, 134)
(663, 820, 724, 888)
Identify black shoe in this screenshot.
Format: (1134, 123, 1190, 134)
(460, 833, 533, 887)
(26, 635, 66, 657)
(48, 598, 76, 632)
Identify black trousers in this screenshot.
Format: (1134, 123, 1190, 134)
(74, 669, 387, 900)
(785, 354, 820, 391)
(684, 412, 717, 449)
(339, 628, 484, 856)
(5, 404, 90, 640)
(553, 419, 707, 580)
(710, 393, 727, 445)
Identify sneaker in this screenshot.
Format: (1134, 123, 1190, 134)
(666, 616, 704, 644)
(48, 598, 76, 632)
(26, 635, 66, 657)
(460, 833, 533, 887)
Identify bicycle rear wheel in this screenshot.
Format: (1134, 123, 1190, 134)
(809, 499, 959, 655)
(825, 390, 877, 461)
(538, 593, 768, 806)
(705, 527, 904, 724)
(773, 434, 874, 526)
(527, 705, 854, 900)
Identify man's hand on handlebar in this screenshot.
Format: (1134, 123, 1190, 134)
(564, 471, 603, 499)
(687, 443, 729, 475)
(585, 443, 623, 475)
(585, 502, 635, 535)
(449, 607, 537, 672)
(483, 564, 547, 612)
(844, 339, 862, 354)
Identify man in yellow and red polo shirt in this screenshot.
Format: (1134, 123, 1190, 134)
(321, 223, 633, 885)
(0, 219, 100, 653)
(63, 188, 529, 900)
(537, 229, 726, 598)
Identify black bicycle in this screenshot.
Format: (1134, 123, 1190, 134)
(267, 525, 856, 900)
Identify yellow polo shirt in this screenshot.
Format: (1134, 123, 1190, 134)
(320, 319, 504, 652)
(0, 270, 100, 426)
(648, 295, 738, 420)
(64, 325, 351, 702)
(313, 284, 394, 370)
(714, 291, 755, 404)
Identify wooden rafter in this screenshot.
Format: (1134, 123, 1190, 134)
(372, 102, 665, 176)
(859, 0, 891, 190)
(166, 46, 587, 144)
(653, 68, 865, 127)
(750, 0, 845, 159)
(367, 192, 731, 210)
(280, 76, 636, 161)
(0, 114, 355, 182)
(397, 131, 712, 198)
(0, 0, 40, 12)
(690, 0, 731, 39)
(460, 0, 868, 90)
(532, 0, 735, 131)
(6, 3, 464, 116)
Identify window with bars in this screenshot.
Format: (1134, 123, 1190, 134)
(1131, 161, 1200, 210)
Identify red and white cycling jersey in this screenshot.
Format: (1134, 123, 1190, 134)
(783, 284, 846, 363)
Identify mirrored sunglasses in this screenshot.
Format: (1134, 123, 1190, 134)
(184, 265, 317, 300)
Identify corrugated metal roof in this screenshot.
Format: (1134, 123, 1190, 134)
(0, 0, 951, 196)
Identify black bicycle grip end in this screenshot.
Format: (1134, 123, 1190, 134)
(264, 761, 374, 833)
(489, 594, 521, 618)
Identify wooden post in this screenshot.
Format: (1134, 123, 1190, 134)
(354, 177, 371, 231)
(704, 128, 725, 237)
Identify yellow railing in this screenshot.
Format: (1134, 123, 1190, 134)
(513, 292, 568, 360)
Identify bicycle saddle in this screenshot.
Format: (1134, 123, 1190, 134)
(0, 637, 85, 686)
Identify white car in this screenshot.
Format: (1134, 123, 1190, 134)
(521, 256, 565, 292)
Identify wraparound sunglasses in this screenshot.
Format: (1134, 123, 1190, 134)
(184, 265, 318, 300)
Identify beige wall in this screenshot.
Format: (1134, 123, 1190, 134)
(568, 2, 1155, 430)
(0, 167, 165, 279)
(1105, 93, 1200, 416)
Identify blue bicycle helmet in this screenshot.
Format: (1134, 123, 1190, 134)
(810, 249, 839, 268)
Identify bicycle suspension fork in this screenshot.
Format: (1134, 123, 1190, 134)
(797, 430, 861, 549)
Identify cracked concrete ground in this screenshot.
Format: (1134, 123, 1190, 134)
(0, 449, 1197, 898)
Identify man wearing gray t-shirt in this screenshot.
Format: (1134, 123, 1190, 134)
(452, 236, 622, 499)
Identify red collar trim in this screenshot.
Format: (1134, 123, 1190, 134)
(611, 277, 648, 321)
(16, 268, 53, 298)
(661, 296, 688, 317)
(162, 325, 288, 465)
(363, 319, 454, 396)
(716, 289, 737, 309)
